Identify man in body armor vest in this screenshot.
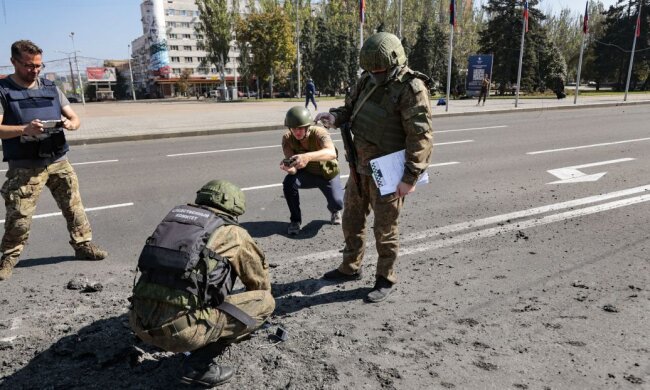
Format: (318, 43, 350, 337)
(315, 32, 433, 303)
(0, 40, 107, 281)
(129, 180, 275, 387)
(281, 106, 343, 236)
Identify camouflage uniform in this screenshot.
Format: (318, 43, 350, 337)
(129, 213, 274, 353)
(331, 66, 434, 284)
(1, 160, 93, 261)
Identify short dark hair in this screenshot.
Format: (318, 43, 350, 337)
(11, 40, 42, 59)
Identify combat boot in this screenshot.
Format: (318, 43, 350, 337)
(181, 360, 234, 387)
(0, 254, 19, 281)
(365, 276, 394, 303)
(74, 242, 108, 260)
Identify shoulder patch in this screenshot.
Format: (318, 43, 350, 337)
(409, 77, 426, 94)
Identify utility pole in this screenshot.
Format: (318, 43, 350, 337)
(128, 44, 137, 101)
(295, 0, 301, 98)
(70, 32, 86, 106)
(398, 0, 403, 38)
(67, 55, 76, 94)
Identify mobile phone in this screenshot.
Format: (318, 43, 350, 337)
(282, 158, 295, 167)
(41, 120, 63, 129)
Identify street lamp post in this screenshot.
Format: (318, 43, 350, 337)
(128, 44, 137, 101)
(70, 32, 86, 106)
(295, 0, 301, 99)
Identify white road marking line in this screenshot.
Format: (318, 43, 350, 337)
(402, 183, 650, 242)
(527, 137, 650, 155)
(0, 203, 134, 223)
(168, 137, 470, 158)
(240, 162, 459, 191)
(429, 162, 460, 167)
(0, 159, 119, 173)
(437, 125, 508, 133)
(436, 140, 473, 146)
(288, 184, 650, 263)
(400, 194, 650, 257)
(167, 145, 280, 157)
(70, 159, 119, 166)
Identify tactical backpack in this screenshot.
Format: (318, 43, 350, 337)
(133, 204, 254, 328)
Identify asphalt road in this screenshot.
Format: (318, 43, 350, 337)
(2, 104, 649, 388)
(1, 104, 648, 272)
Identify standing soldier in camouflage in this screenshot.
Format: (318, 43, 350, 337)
(0, 40, 107, 281)
(315, 32, 433, 303)
(129, 180, 275, 387)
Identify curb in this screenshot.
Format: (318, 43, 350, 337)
(67, 99, 650, 146)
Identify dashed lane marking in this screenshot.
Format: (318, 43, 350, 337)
(0, 203, 134, 223)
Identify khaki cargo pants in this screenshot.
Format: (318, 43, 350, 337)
(1, 160, 92, 260)
(340, 174, 404, 283)
(130, 290, 275, 353)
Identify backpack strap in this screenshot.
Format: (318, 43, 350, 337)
(216, 301, 256, 330)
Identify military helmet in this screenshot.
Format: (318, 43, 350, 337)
(359, 32, 407, 72)
(195, 180, 246, 216)
(284, 106, 312, 128)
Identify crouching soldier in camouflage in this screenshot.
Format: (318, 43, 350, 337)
(129, 180, 275, 387)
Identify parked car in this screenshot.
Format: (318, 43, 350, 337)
(66, 95, 80, 103)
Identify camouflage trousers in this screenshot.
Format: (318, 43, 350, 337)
(129, 290, 276, 353)
(1, 160, 92, 260)
(339, 173, 404, 283)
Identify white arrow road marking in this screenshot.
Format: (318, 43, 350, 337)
(547, 158, 635, 184)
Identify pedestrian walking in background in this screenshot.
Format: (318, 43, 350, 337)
(305, 78, 317, 110)
(0, 40, 107, 281)
(478, 74, 490, 106)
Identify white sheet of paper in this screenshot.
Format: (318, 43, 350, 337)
(369, 149, 429, 196)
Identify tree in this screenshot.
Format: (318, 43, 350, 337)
(236, 7, 296, 97)
(195, 0, 232, 90)
(175, 69, 192, 97)
(409, 17, 447, 91)
(592, 0, 649, 90)
(479, 0, 560, 93)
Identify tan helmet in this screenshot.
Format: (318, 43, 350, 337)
(195, 180, 246, 216)
(359, 32, 407, 72)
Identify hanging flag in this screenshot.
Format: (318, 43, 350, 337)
(360, 0, 366, 24)
(449, 0, 456, 28)
(523, 0, 529, 33)
(583, 1, 589, 34)
(635, 7, 641, 38)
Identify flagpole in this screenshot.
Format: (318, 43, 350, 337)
(515, 2, 527, 108)
(446, 28, 454, 112)
(575, 2, 588, 105)
(624, 2, 641, 102)
(574, 34, 587, 104)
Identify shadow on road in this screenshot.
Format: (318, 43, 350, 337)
(272, 277, 371, 316)
(0, 315, 184, 388)
(16, 255, 77, 268)
(241, 219, 331, 239)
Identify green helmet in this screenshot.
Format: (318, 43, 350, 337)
(359, 32, 407, 72)
(195, 180, 246, 216)
(284, 106, 312, 128)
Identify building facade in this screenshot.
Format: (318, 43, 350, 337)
(132, 0, 245, 98)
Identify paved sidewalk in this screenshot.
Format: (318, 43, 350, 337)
(65, 93, 650, 145)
